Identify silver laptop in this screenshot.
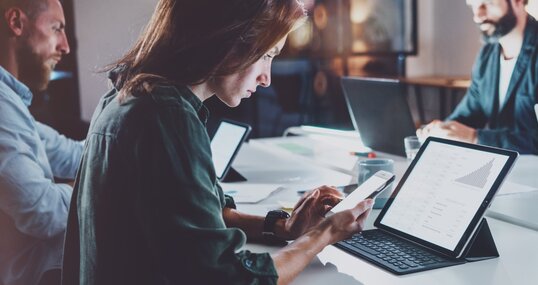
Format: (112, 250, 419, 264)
(341, 77, 416, 156)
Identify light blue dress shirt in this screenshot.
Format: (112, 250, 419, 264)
(0, 65, 84, 285)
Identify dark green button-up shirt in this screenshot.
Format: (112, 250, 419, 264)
(62, 85, 278, 285)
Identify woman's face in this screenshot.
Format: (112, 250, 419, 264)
(211, 36, 287, 107)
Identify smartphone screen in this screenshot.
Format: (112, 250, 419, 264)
(327, 171, 395, 216)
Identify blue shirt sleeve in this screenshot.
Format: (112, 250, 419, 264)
(36, 122, 84, 179)
(0, 94, 76, 238)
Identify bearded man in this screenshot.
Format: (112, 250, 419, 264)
(0, 0, 83, 284)
(418, 0, 538, 154)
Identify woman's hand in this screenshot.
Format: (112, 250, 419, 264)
(278, 186, 343, 240)
(270, 199, 373, 285)
(316, 199, 373, 245)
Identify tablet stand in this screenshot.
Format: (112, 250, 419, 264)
(221, 167, 247, 182)
(462, 218, 499, 262)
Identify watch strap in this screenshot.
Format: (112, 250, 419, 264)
(262, 210, 290, 237)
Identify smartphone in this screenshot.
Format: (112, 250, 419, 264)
(326, 170, 395, 216)
(339, 183, 359, 194)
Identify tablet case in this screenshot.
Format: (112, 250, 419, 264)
(221, 167, 247, 182)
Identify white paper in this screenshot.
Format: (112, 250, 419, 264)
(221, 183, 283, 203)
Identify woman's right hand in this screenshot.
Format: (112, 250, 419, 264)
(315, 199, 374, 245)
(270, 199, 374, 285)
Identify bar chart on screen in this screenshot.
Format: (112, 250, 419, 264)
(455, 159, 494, 189)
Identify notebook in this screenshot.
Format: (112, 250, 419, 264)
(334, 137, 518, 275)
(341, 77, 416, 156)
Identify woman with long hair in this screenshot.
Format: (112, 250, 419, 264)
(62, 1, 373, 284)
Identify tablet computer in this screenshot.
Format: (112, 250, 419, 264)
(374, 137, 518, 258)
(210, 119, 251, 181)
(334, 137, 518, 274)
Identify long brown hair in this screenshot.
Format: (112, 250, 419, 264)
(107, 0, 307, 98)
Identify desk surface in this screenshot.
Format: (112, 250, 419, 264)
(233, 137, 538, 285)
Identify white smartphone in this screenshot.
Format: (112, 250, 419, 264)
(327, 170, 395, 216)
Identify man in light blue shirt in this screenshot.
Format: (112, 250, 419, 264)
(0, 0, 83, 284)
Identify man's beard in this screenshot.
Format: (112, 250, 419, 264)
(16, 43, 54, 92)
(480, 2, 517, 43)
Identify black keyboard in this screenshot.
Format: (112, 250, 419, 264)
(334, 230, 463, 275)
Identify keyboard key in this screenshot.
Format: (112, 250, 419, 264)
(402, 260, 419, 267)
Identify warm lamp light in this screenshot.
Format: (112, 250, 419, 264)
(289, 20, 314, 49)
(350, 0, 373, 24)
(352, 40, 368, 53)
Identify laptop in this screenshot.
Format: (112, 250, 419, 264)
(334, 137, 518, 275)
(341, 77, 416, 156)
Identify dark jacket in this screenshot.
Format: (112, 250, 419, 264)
(62, 86, 278, 285)
(447, 15, 538, 154)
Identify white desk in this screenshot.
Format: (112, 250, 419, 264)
(232, 137, 538, 285)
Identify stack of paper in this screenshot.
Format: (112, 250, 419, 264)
(221, 183, 283, 203)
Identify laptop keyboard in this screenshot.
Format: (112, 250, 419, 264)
(335, 230, 458, 274)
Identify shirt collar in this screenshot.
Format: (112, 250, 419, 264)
(0, 65, 33, 106)
(176, 85, 210, 124)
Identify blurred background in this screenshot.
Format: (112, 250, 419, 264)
(31, 0, 538, 139)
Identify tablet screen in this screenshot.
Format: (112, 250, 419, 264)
(375, 138, 517, 256)
(210, 120, 251, 180)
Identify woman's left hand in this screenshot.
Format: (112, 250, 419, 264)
(279, 185, 343, 240)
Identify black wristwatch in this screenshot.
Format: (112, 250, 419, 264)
(262, 210, 290, 238)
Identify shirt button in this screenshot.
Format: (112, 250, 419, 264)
(245, 259, 253, 267)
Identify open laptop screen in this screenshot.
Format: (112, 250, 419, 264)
(375, 137, 518, 257)
(340, 77, 416, 156)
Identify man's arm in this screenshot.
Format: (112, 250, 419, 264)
(36, 122, 84, 179)
(446, 67, 489, 128)
(0, 96, 72, 238)
(476, 128, 538, 154)
(0, 136, 72, 239)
